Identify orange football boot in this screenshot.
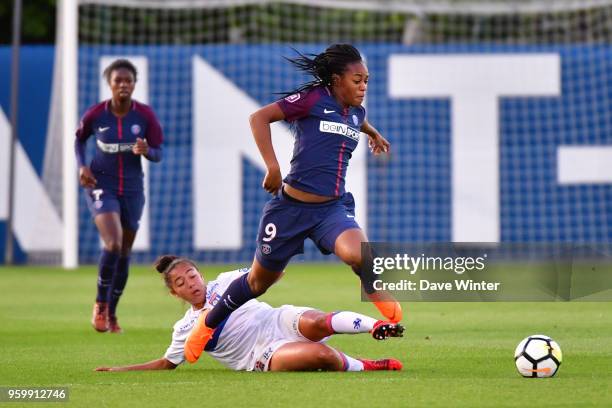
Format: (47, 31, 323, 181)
(365, 291, 403, 323)
(184, 310, 214, 363)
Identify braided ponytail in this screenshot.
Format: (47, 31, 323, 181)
(282, 44, 363, 96)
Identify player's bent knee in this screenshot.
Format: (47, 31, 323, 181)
(314, 314, 331, 333)
(104, 240, 122, 253)
(249, 262, 282, 296)
(316, 347, 340, 370)
(340, 252, 362, 270)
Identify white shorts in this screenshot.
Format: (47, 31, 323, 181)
(249, 305, 316, 372)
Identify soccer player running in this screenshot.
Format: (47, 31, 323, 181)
(95, 256, 403, 372)
(75, 59, 163, 333)
(186, 44, 400, 362)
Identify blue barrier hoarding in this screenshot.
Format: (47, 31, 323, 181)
(1, 44, 610, 264)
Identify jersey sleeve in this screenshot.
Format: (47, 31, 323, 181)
(214, 268, 250, 292)
(75, 104, 102, 166)
(143, 107, 164, 148)
(75, 106, 98, 141)
(276, 88, 321, 122)
(359, 104, 367, 120)
(163, 327, 186, 366)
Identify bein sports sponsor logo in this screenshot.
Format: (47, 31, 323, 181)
(319, 121, 360, 141)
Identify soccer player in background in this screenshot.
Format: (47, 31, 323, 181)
(186, 44, 401, 361)
(75, 59, 164, 333)
(95, 256, 404, 372)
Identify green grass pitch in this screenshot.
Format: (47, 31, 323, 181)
(0, 263, 610, 407)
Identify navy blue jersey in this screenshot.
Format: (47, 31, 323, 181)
(75, 100, 163, 195)
(277, 86, 365, 197)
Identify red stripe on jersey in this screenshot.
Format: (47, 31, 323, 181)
(117, 117, 124, 195)
(334, 141, 347, 197)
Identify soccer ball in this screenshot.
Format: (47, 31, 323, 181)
(514, 334, 562, 378)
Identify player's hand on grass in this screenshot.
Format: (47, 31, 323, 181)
(262, 165, 282, 194)
(368, 133, 390, 156)
(94, 366, 128, 372)
(79, 166, 97, 188)
(132, 137, 149, 156)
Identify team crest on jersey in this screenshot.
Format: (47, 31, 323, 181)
(209, 291, 221, 307)
(131, 124, 141, 135)
(284, 93, 301, 103)
(207, 282, 220, 305)
(261, 244, 272, 255)
(352, 114, 358, 126)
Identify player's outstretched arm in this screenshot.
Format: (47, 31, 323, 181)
(361, 119, 390, 155)
(249, 102, 286, 194)
(95, 357, 177, 372)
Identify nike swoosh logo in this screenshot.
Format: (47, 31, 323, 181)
(98, 127, 110, 132)
(323, 109, 335, 114)
(347, 214, 355, 218)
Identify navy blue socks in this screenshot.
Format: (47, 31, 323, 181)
(97, 250, 120, 302)
(352, 266, 376, 295)
(108, 256, 129, 317)
(205, 273, 255, 328)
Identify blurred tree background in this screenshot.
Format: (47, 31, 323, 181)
(0, 0, 56, 43)
(0, 1, 608, 45)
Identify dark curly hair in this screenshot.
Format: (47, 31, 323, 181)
(103, 58, 138, 83)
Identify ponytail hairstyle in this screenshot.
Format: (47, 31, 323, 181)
(154, 255, 199, 290)
(283, 44, 363, 96)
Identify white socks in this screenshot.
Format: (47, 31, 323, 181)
(340, 353, 365, 371)
(328, 311, 378, 334)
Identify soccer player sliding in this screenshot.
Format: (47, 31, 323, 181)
(186, 44, 401, 362)
(75, 59, 164, 333)
(95, 256, 403, 372)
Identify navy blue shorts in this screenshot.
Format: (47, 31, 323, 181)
(85, 188, 145, 231)
(255, 189, 361, 272)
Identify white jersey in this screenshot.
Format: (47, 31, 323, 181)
(164, 268, 312, 371)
